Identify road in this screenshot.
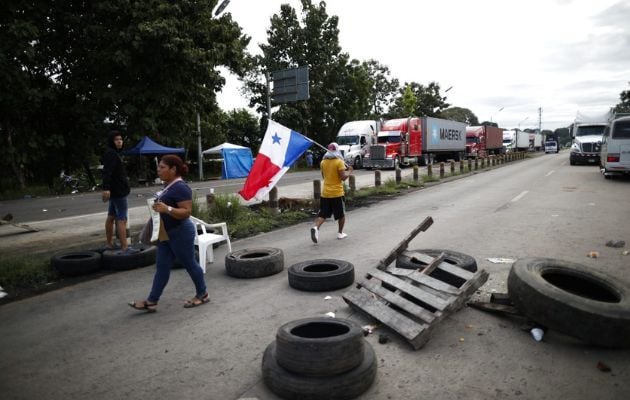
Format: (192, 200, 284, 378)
(0, 153, 628, 400)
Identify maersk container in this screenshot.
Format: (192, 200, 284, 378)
(422, 117, 467, 153)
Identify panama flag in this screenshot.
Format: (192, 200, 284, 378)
(239, 120, 312, 201)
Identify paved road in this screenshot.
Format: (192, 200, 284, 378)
(0, 153, 629, 400)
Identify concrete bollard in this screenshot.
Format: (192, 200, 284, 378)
(313, 180, 321, 210)
(460, 159, 464, 174)
(474, 158, 478, 170)
(348, 175, 356, 192)
(375, 170, 381, 187)
(450, 160, 455, 175)
(396, 168, 402, 184)
(427, 164, 433, 178)
(413, 165, 419, 182)
(481, 158, 486, 168)
(439, 162, 445, 179)
(269, 187, 279, 211)
(467, 158, 472, 172)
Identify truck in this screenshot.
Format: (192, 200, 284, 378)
(465, 125, 504, 158)
(529, 132, 543, 151)
(502, 130, 529, 152)
(569, 110, 612, 165)
(544, 133, 560, 153)
(335, 120, 381, 169)
(362, 117, 466, 169)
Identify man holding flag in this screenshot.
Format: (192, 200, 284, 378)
(239, 120, 312, 201)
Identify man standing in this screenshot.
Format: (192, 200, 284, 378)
(102, 130, 133, 252)
(310, 142, 353, 243)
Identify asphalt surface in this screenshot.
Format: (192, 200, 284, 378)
(1, 153, 629, 400)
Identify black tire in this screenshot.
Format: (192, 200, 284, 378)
(102, 244, 157, 271)
(353, 156, 361, 169)
(288, 259, 354, 292)
(225, 247, 284, 278)
(275, 317, 364, 376)
(51, 251, 102, 276)
(396, 249, 477, 286)
(507, 258, 630, 347)
(262, 340, 377, 400)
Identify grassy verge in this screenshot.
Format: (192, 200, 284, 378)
(0, 254, 58, 298)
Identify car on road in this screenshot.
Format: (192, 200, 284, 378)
(600, 116, 630, 178)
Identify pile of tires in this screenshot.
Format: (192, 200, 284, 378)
(102, 244, 157, 271)
(288, 259, 354, 292)
(225, 247, 284, 278)
(508, 257, 630, 348)
(51, 251, 102, 277)
(262, 317, 377, 400)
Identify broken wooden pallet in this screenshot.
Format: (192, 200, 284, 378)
(342, 217, 488, 350)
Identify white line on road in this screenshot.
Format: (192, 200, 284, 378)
(545, 170, 555, 177)
(511, 190, 529, 202)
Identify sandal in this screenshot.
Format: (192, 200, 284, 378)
(128, 300, 157, 313)
(183, 293, 210, 308)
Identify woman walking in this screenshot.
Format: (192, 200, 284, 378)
(129, 155, 208, 312)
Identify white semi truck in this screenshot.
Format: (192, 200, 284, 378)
(335, 120, 381, 168)
(569, 111, 612, 166)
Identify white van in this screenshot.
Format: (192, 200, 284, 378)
(600, 116, 630, 178)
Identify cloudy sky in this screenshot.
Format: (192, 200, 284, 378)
(216, 0, 630, 130)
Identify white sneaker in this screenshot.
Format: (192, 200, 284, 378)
(310, 227, 319, 243)
(337, 232, 348, 240)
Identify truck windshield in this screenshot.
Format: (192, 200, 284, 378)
(502, 139, 513, 144)
(377, 136, 401, 144)
(336, 135, 359, 145)
(576, 125, 605, 136)
(466, 137, 479, 144)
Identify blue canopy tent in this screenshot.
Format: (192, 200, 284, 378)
(121, 136, 185, 156)
(203, 142, 253, 179)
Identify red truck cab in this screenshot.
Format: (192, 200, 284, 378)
(364, 118, 422, 169)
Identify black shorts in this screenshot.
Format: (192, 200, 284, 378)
(318, 196, 346, 220)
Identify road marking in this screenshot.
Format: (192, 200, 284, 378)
(545, 170, 555, 177)
(511, 190, 529, 202)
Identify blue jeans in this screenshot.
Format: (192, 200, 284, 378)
(148, 219, 206, 303)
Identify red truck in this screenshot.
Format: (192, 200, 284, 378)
(465, 125, 504, 158)
(362, 117, 467, 169)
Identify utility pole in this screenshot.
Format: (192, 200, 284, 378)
(538, 107, 542, 134)
(197, 111, 203, 180)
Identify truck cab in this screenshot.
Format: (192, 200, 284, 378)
(363, 118, 421, 169)
(335, 120, 380, 169)
(570, 123, 607, 165)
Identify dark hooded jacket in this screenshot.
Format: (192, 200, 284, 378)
(102, 131, 130, 198)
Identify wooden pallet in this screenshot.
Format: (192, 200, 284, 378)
(342, 217, 489, 350)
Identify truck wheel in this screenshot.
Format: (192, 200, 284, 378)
(275, 317, 365, 376)
(396, 249, 477, 287)
(225, 247, 284, 278)
(51, 251, 102, 276)
(288, 259, 354, 291)
(262, 340, 377, 400)
(508, 258, 630, 347)
(353, 157, 361, 169)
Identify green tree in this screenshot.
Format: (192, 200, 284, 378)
(439, 107, 479, 125)
(613, 82, 630, 114)
(388, 81, 450, 118)
(224, 109, 262, 148)
(400, 86, 417, 116)
(362, 59, 399, 117)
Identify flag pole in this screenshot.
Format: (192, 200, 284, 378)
(304, 137, 349, 168)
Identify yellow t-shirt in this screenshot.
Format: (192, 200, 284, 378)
(320, 158, 345, 198)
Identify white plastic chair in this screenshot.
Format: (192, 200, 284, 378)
(190, 216, 232, 273)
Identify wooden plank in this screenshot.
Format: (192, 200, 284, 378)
(368, 270, 449, 311)
(343, 288, 433, 349)
(404, 251, 475, 280)
(445, 269, 489, 311)
(419, 252, 445, 276)
(376, 217, 433, 270)
(358, 278, 439, 324)
(404, 270, 460, 295)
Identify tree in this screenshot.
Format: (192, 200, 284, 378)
(224, 109, 262, 148)
(362, 60, 399, 117)
(613, 82, 630, 114)
(439, 107, 479, 125)
(400, 86, 417, 116)
(387, 81, 450, 118)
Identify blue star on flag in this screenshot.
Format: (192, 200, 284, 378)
(272, 133, 281, 144)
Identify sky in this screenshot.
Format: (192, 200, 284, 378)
(216, 0, 630, 131)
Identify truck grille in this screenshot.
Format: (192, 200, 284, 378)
(582, 143, 600, 153)
(369, 145, 385, 160)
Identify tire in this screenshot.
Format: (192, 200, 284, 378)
(396, 249, 477, 286)
(288, 259, 354, 292)
(275, 317, 364, 376)
(102, 244, 157, 271)
(507, 258, 630, 347)
(262, 340, 377, 400)
(51, 251, 102, 277)
(353, 156, 361, 169)
(225, 247, 284, 278)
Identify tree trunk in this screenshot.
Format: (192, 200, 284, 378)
(2, 120, 27, 190)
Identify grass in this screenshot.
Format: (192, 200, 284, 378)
(0, 254, 58, 296)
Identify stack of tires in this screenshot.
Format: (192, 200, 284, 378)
(50, 244, 157, 277)
(262, 317, 377, 400)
